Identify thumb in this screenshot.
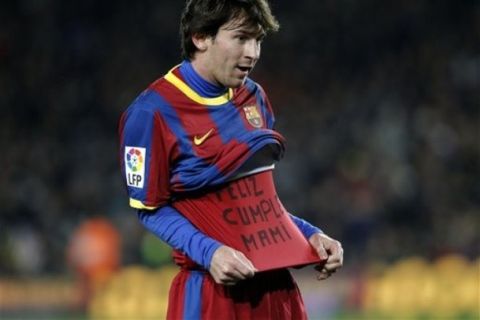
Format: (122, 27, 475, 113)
(235, 250, 257, 272)
(316, 243, 329, 260)
(309, 234, 330, 260)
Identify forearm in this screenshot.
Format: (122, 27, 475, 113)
(137, 206, 222, 269)
(289, 213, 323, 239)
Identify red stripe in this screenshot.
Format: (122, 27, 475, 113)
(212, 140, 252, 175)
(144, 111, 177, 207)
(151, 73, 225, 162)
(166, 271, 187, 320)
(149, 68, 273, 181)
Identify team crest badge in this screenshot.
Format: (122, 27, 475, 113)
(243, 105, 263, 128)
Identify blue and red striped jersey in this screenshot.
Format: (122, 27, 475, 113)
(119, 61, 285, 210)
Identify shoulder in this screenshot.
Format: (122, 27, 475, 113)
(243, 77, 265, 94)
(236, 77, 269, 101)
(124, 78, 173, 116)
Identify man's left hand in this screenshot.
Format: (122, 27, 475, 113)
(309, 233, 343, 280)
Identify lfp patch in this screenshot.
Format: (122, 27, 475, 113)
(125, 146, 146, 188)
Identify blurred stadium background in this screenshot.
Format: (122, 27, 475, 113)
(1, 0, 478, 319)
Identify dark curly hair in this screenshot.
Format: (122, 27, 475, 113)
(180, 0, 279, 59)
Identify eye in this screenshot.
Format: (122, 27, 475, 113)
(236, 35, 247, 42)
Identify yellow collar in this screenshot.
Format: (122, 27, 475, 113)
(164, 68, 233, 106)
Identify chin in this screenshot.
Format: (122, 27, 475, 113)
(228, 78, 246, 88)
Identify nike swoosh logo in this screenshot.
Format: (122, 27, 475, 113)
(193, 128, 214, 146)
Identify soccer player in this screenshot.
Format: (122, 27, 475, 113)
(119, 0, 343, 319)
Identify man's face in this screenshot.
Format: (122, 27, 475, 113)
(194, 18, 264, 88)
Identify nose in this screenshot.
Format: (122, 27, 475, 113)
(244, 39, 261, 61)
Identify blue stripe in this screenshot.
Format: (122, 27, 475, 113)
(145, 90, 193, 155)
(208, 101, 250, 144)
(207, 94, 276, 152)
(145, 90, 225, 189)
(184, 271, 204, 320)
(122, 93, 157, 202)
(245, 78, 274, 129)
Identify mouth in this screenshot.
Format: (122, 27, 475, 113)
(236, 65, 252, 74)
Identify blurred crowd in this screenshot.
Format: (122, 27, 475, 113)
(1, 0, 478, 275)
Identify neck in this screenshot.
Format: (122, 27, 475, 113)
(180, 60, 227, 98)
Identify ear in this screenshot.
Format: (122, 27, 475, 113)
(192, 33, 210, 52)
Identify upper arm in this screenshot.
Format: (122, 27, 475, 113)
(119, 104, 176, 209)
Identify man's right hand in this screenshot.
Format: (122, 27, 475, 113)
(209, 245, 257, 286)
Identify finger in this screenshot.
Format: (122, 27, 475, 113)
(324, 256, 343, 270)
(324, 268, 336, 275)
(317, 265, 337, 280)
(324, 247, 343, 265)
(323, 262, 342, 272)
(314, 261, 327, 272)
(231, 251, 256, 278)
(212, 247, 255, 281)
(211, 271, 236, 284)
(222, 266, 248, 280)
(212, 262, 246, 282)
(320, 265, 336, 274)
(219, 262, 252, 281)
(326, 242, 340, 255)
(218, 275, 239, 286)
(324, 254, 342, 265)
(316, 271, 331, 280)
(237, 252, 256, 273)
(222, 281, 237, 286)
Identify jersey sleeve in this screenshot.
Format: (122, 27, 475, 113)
(289, 213, 323, 239)
(138, 206, 222, 269)
(119, 104, 176, 209)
